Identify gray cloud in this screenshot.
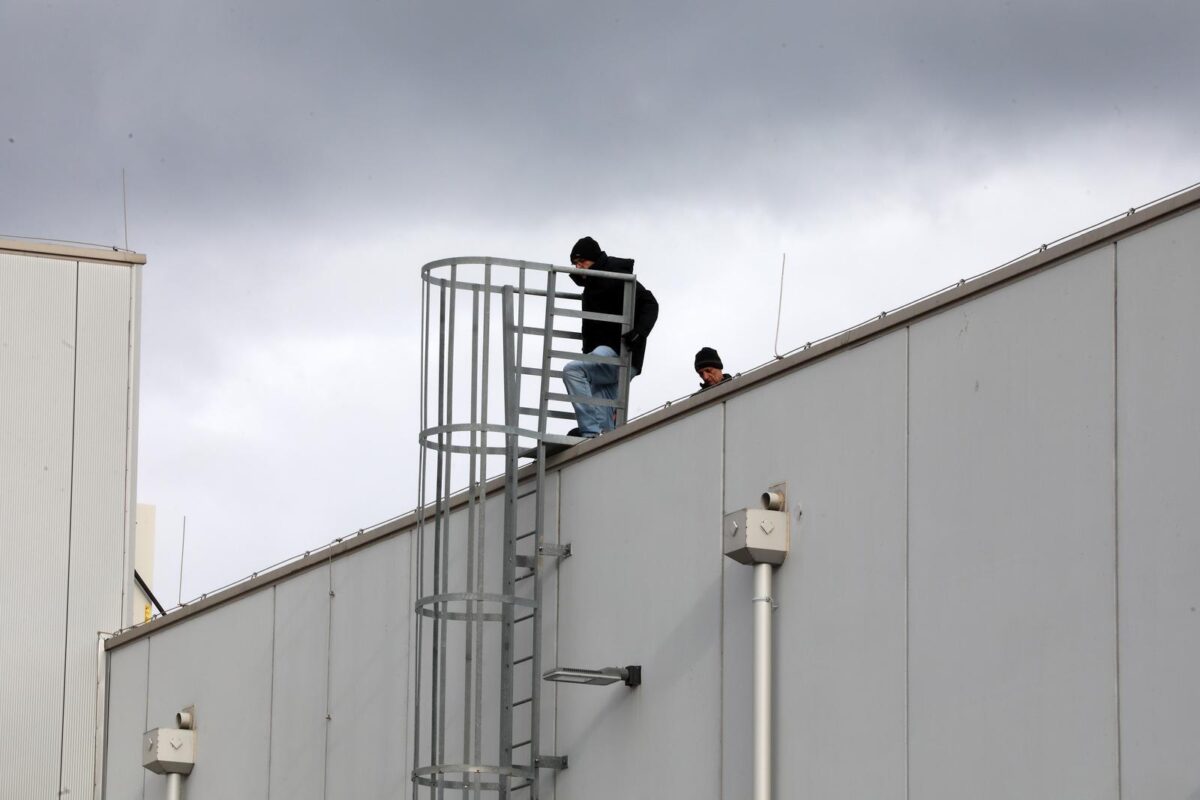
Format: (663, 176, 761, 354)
(4, 0, 1198, 599)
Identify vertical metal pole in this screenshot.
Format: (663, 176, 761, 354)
(462, 287, 480, 800)
(753, 563, 774, 800)
(473, 265, 492, 799)
(165, 773, 182, 800)
(438, 264, 459, 800)
(616, 279, 635, 426)
(499, 287, 519, 800)
(429, 285, 448, 799)
(413, 277, 431, 800)
(525, 269, 558, 799)
(176, 516, 187, 606)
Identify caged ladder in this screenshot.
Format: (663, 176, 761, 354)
(413, 257, 638, 799)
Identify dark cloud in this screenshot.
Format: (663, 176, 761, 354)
(4, 0, 1198, 596)
(3, 0, 1198, 241)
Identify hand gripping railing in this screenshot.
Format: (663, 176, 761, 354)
(414, 257, 638, 799)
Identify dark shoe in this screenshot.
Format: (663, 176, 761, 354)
(567, 427, 581, 437)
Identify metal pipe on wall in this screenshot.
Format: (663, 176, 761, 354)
(165, 773, 182, 800)
(753, 562, 774, 800)
(723, 490, 790, 800)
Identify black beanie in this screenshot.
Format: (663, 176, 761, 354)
(694, 347, 723, 372)
(570, 236, 603, 263)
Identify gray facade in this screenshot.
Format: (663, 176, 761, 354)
(102, 192, 1200, 799)
(1, 242, 144, 800)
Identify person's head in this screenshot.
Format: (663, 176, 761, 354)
(694, 347, 725, 386)
(570, 236, 603, 270)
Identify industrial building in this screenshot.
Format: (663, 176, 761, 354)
(6, 184, 1200, 799)
(0, 239, 144, 799)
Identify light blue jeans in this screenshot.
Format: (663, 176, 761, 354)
(562, 346, 636, 436)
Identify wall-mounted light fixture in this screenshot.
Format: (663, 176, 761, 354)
(543, 665, 641, 687)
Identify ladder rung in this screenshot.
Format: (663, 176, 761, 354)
(548, 349, 624, 365)
(513, 696, 532, 707)
(519, 406, 576, 420)
(514, 655, 533, 665)
(519, 367, 566, 378)
(515, 572, 535, 583)
(546, 392, 623, 408)
(517, 326, 584, 341)
(513, 739, 532, 749)
(516, 530, 537, 541)
(552, 307, 626, 324)
(515, 613, 534, 623)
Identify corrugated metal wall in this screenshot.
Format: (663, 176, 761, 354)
(102, 204, 1200, 799)
(1, 252, 138, 800)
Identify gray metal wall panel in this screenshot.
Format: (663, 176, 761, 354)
(326, 534, 411, 798)
(62, 261, 134, 799)
(556, 406, 723, 800)
(723, 331, 908, 798)
(1115, 208, 1200, 798)
(144, 589, 274, 799)
(269, 565, 331, 800)
(103, 639, 148, 800)
(0, 254, 77, 798)
(908, 249, 1119, 799)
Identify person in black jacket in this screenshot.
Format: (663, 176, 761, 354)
(562, 236, 659, 437)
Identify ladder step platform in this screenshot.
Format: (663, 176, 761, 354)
(517, 437, 587, 459)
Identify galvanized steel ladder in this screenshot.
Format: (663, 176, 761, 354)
(414, 258, 637, 799)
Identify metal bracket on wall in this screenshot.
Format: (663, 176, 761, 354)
(538, 543, 572, 559)
(535, 756, 568, 771)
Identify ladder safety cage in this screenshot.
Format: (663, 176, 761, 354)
(414, 257, 638, 799)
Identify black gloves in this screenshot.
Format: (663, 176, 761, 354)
(621, 330, 644, 349)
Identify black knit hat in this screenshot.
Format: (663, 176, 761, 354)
(694, 347, 723, 372)
(570, 236, 602, 263)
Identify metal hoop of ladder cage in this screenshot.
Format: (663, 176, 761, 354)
(414, 257, 638, 798)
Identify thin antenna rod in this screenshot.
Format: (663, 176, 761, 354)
(177, 515, 187, 606)
(121, 168, 129, 250)
(773, 253, 787, 359)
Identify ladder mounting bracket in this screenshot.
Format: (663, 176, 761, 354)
(536, 755, 568, 771)
(538, 543, 572, 559)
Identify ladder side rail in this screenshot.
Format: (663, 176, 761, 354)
(428, 284, 450, 797)
(461, 286, 481, 800)
(617, 277, 635, 426)
(437, 263, 460, 798)
(413, 277, 432, 800)
(516, 268, 527, 394)
(472, 262, 493, 797)
(526, 269, 560, 799)
(537, 270, 557, 440)
(499, 287, 520, 800)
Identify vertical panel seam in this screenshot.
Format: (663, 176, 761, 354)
(554, 470, 562, 797)
(322, 557, 334, 800)
(719, 400, 726, 800)
(1112, 241, 1123, 799)
(57, 260, 81, 797)
(141, 631, 151, 799)
(904, 325, 911, 800)
(405, 522, 416, 795)
(266, 587, 277, 798)
(118, 265, 138, 632)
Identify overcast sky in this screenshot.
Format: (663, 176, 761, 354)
(3, 0, 1198, 605)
